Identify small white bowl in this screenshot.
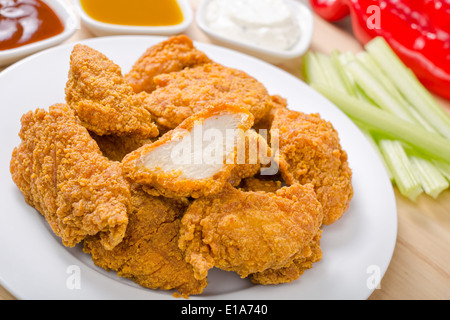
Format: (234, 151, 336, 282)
(0, 0, 78, 67)
(75, 0, 193, 37)
(196, 0, 314, 64)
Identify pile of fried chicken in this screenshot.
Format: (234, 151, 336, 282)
(10, 36, 353, 298)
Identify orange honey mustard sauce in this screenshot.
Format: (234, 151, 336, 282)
(0, 0, 64, 51)
(80, 0, 184, 27)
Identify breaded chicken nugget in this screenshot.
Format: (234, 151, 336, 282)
(122, 102, 270, 199)
(83, 185, 207, 298)
(271, 108, 353, 225)
(65, 44, 158, 138)
(10, 104, 130, 249)
(125, 35, 212, 93)
(178, 183, 323, 281)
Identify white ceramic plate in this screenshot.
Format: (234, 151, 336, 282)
(0, 0, 78, 67)
(196, 0, 314, 64)
(75, 0, 193, 37)
(0, 36, 397, 300)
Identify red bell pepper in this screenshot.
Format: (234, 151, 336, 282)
(310, 0, 349, 21)
(408, 0, 450, 30)
(310, 0, 450, 100)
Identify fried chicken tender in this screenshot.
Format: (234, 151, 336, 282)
(83, 185, 207, 298)
(178, 183, 323, 282)
(65, 44, 158, 138)
(140, 63, 274, 130)
(249, 231, 322, 285)
(10, 104, 130, 249)
(125, 35, 212, 93)
(271, 108, 353, 225)
(122, 102, 269, 199)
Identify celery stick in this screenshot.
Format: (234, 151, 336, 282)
(356, 52, 400, 98)
(338, 51, 356, 65)
(379, 140, 423, 201)
(366, 38, 450, 123)
(357, 50, 443, 136)
(407, 107, 439, 134)
(432, 160, 450, 182)
(302, 51, 328, 86)
(365, 37, 450, 139)
(335, 52, 381, 106)
(306, 48, 449, 197)
(410, 156, 449, 199)
(330, 50, 357, 97)
(357, 47, 448, 186)
(357, 51, 444, 137)
(306, 50, 449, 197)
(357, 52, 422, 112)
(307, 50, 375, 104)
(345, 59, 415, 122)
(356, 52, 448, 186)
(315, 52, 347, 93)
(311, 84, 450, 163)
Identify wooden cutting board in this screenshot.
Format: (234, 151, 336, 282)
(0, 0, 448, 300)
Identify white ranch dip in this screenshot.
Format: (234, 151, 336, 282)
(204, 0, 301, 51)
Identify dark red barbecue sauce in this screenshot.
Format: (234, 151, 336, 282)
(0, 0, 64, 51)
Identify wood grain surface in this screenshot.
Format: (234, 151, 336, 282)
(1, 0, 449, 300)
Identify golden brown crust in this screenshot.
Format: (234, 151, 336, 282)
(249, 231, 323, 285)
(141, 63, 273, 130)
(90, 132, 154, 162)
(271, 108, 353, 225)
(10, 104, 130, 249)
(125, 35, 212, 93)
(65, 44, 158, 138)
(227, 129, 273, 186)
(238, 177, 283, 193)
(83, 185, 207, 298)
(178, 183, 323, 281)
